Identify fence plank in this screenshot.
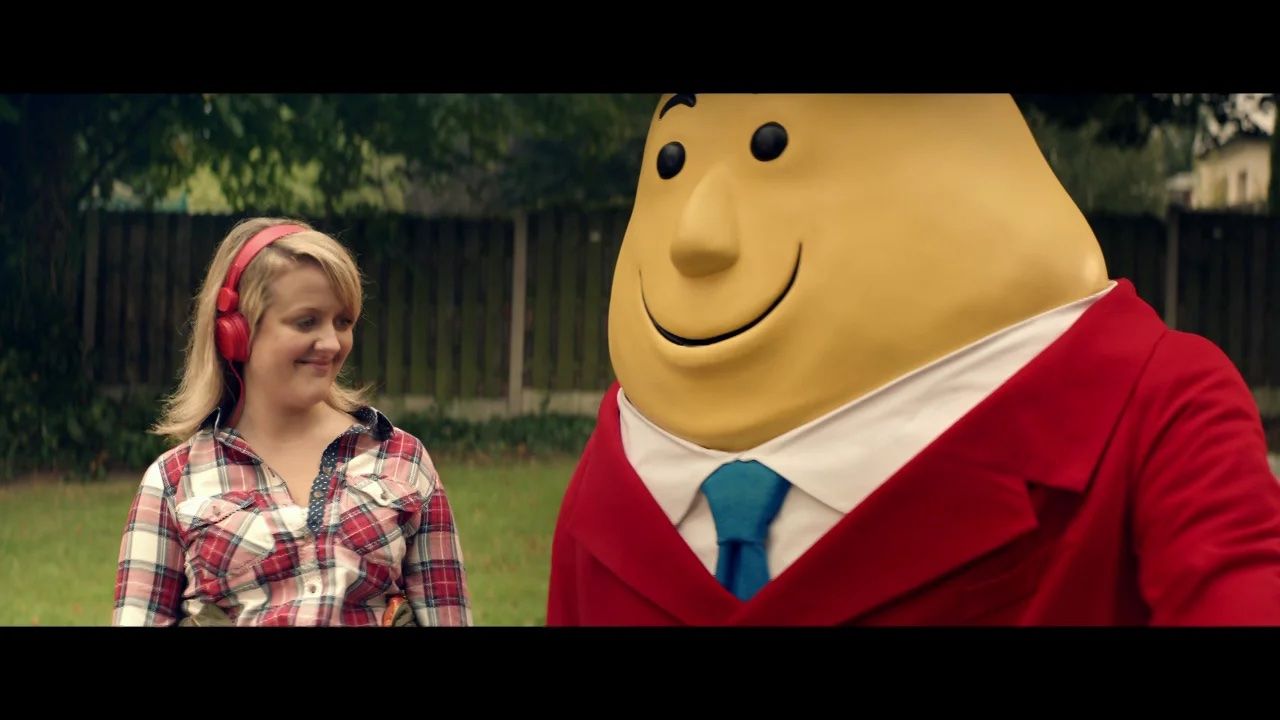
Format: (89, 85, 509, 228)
(1227, 216, 1248, 373)
(101, 215, 125, 385)
(1137, 216, 1165, 318)
(508, 213, 529, 411)
(484, 221, 507, 397)
(556, 211, 581, 390)
(460, 222, 482, 398)
(170, 215, 192, 387)
(1249, 219, 1268, 385)
(602, 208, 629, 386)
(1268, 217, 1280, 386)
(1181, 217, 1203, 341)
(384, 217, 407, 397)
(81, 211, 100, 380)
(148, 214, 170, 388)
(1205, 218, 1226, 351)
(69, 209, 1280, 404)
(409, 219, 433, 395)
(349, 219, 379, 389)
(531, 212, 555, 389)
(581, 213, 603, 393)
(125, 216, 146, 387)
(435, 220, 457, 402)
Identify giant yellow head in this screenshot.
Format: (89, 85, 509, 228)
(608, 94, 1110, 451)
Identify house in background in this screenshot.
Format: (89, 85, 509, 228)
(1167, 94, 1275, 212)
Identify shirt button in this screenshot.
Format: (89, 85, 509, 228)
(306, 583, 318, 595)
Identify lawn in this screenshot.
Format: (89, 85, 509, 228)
(0, 458, 576, 626)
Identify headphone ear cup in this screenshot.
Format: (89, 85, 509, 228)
(215, 312, 252, 363)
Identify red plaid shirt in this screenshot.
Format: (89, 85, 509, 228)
(113, 407, 471, 626)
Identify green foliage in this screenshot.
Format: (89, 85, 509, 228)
(396, 410, 597, 462)
(1019, 93, 1278, 214)
(0, 346, 169, 480)
(0, 323, 595, 478)
(0, 93, 650, 483)
(1023, 105, 1194, 215)
(0, 93, 658, 218)
(1015, 94, 1206, 148)
(490, 94, 656, 209)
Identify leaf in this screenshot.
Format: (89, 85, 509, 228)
(0, 95, 19, 124)
(66, 414, 85, 443)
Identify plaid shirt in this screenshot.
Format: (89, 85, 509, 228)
(113, 407, 471, 626)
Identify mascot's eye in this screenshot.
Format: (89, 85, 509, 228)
(751, 122, 788, 162)
(657, 142, 686, 179)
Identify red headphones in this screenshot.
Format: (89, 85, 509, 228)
(214, 224, 307, 362)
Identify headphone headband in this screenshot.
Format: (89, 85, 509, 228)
(216, 223, 308, 312)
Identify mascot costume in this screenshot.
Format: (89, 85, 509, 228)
(547, 94, 1280, 625)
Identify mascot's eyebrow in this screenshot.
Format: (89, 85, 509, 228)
(659, 94, 697, 119)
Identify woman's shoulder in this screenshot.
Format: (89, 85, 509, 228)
(353, 406, 441, 491)
(138, 434, 201, 492)
(385, 424, 436, 473)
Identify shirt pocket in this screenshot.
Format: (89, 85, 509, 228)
(337, 472, 424, 567)
(174, 491, 276, 579)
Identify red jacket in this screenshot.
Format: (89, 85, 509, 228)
(547, 281, 1280, 625)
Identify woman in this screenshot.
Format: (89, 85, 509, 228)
(113, 217, 471, 626)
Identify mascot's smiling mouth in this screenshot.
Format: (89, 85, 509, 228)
(642, 245, 802, 347)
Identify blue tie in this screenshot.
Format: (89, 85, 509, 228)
(700, 460, 792, 601)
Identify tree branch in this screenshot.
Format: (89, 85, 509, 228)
(74, 95, 170, 206)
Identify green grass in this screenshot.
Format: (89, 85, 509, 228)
(0, 458, 575, 626)
(0, 477, 138, 626)
(440, 457, 575, 626)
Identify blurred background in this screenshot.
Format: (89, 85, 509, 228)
(1, 93, 1277, 625)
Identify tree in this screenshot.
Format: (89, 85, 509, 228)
(1016, 94, 1208, 147)
(1018, 94, 1279, 214)
(0, 93, 656, 317)
(0, 93, 659, 477)
(1021, 102, 1194, 216)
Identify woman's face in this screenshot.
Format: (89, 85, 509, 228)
(244, 262, 355, 413)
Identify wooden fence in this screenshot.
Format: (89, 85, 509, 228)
(69, 209, 1280, 415)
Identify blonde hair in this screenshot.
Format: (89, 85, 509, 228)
(153, 217, 370, 442)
